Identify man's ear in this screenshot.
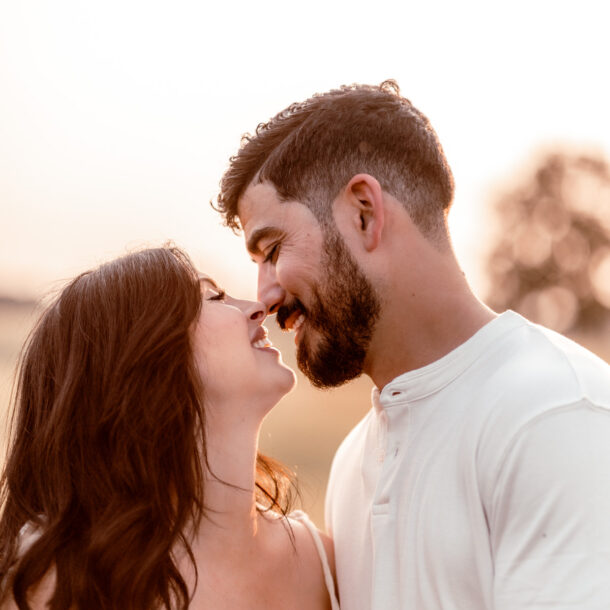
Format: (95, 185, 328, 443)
(339, 174, 385, 252)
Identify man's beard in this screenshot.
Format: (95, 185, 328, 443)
(281, 229, 380, 389)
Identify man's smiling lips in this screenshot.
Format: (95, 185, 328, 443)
(283, 311, 305, 331)
(291, 313, 306, 344)
(277, 301, 307, 331)
(277, 310, 306, 345)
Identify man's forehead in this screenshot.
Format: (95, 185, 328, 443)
(237, 181, 322, 255)
(237, 182, 282, 228)
(237, 182, 286, 250)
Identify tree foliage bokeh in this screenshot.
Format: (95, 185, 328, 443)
(486, 152, 610, 338)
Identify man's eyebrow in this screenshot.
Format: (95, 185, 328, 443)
(246, 227, 283, 256)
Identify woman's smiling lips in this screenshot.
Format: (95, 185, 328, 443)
(251, 326, 273, 350)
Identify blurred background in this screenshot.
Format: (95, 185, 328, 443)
(1, 0, 610, 527)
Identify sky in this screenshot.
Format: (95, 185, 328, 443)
(1, 0, 609, 300)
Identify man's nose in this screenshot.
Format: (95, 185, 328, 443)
(257, 264, 285, 315)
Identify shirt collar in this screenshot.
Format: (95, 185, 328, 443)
(373, 311, 524, 410)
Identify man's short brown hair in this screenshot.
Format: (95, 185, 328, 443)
(215, 80, 455, 239)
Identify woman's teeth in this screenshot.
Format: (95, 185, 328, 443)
(252, 338, 272, 349)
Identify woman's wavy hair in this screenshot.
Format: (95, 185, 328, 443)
(0, 246, 295, 609)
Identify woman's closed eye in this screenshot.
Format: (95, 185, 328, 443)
(207, 289, 226, 302)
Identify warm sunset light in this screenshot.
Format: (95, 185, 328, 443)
(2, 1, 609, 301)
(1, 0, 609, 530)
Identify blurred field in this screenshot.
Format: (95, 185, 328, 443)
(0, 300, 372, 529)
(0, 301, 40, 450)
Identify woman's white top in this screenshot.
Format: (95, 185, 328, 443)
(290, 510, 340, 610)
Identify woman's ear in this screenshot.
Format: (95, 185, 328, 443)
(339, 173, 385, 252)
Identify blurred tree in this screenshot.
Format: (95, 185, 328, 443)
(486, 152, 610, 336)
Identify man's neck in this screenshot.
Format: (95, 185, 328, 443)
(365, 254, 496, 390)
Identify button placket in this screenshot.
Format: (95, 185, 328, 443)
(375, 409, 388, 465)
(373, 401, 409, 507)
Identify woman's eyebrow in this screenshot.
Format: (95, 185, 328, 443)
(197, 274, 219, 290)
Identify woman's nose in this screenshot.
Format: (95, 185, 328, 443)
(244, 299, 267, 322)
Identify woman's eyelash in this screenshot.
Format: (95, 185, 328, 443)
(207, 290, 226, 301)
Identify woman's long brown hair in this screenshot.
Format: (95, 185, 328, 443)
(0, 246, 295, 609)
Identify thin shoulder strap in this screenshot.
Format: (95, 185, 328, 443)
(290, 510, 340, 610)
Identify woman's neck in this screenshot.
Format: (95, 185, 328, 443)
(196, 413, 264, 546)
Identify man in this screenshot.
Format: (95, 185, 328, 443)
(214, 81, 610, 609)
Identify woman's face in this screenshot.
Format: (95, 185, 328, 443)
(192, 276, 296, 414)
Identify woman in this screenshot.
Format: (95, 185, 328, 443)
(0, 246, 339, 609)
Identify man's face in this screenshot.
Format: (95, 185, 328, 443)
(238, 182, 380, 388)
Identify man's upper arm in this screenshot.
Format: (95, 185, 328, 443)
(489, 401, 610, 609)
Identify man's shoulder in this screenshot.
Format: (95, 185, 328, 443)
(527, 322, 610, 398)
(469, 319, 610, 494)
(477, 314, 610, 412)
(444, 316, 610, 483)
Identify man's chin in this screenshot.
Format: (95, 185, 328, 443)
(297, 337, 363, 389)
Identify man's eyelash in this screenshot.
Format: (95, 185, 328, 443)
(264, 244, 279, 263)
(207, 290, 226, 301)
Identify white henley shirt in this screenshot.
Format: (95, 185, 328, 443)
(325, 311, 610, 609)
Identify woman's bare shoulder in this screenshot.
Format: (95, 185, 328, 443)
(287, 511, 335, 566)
